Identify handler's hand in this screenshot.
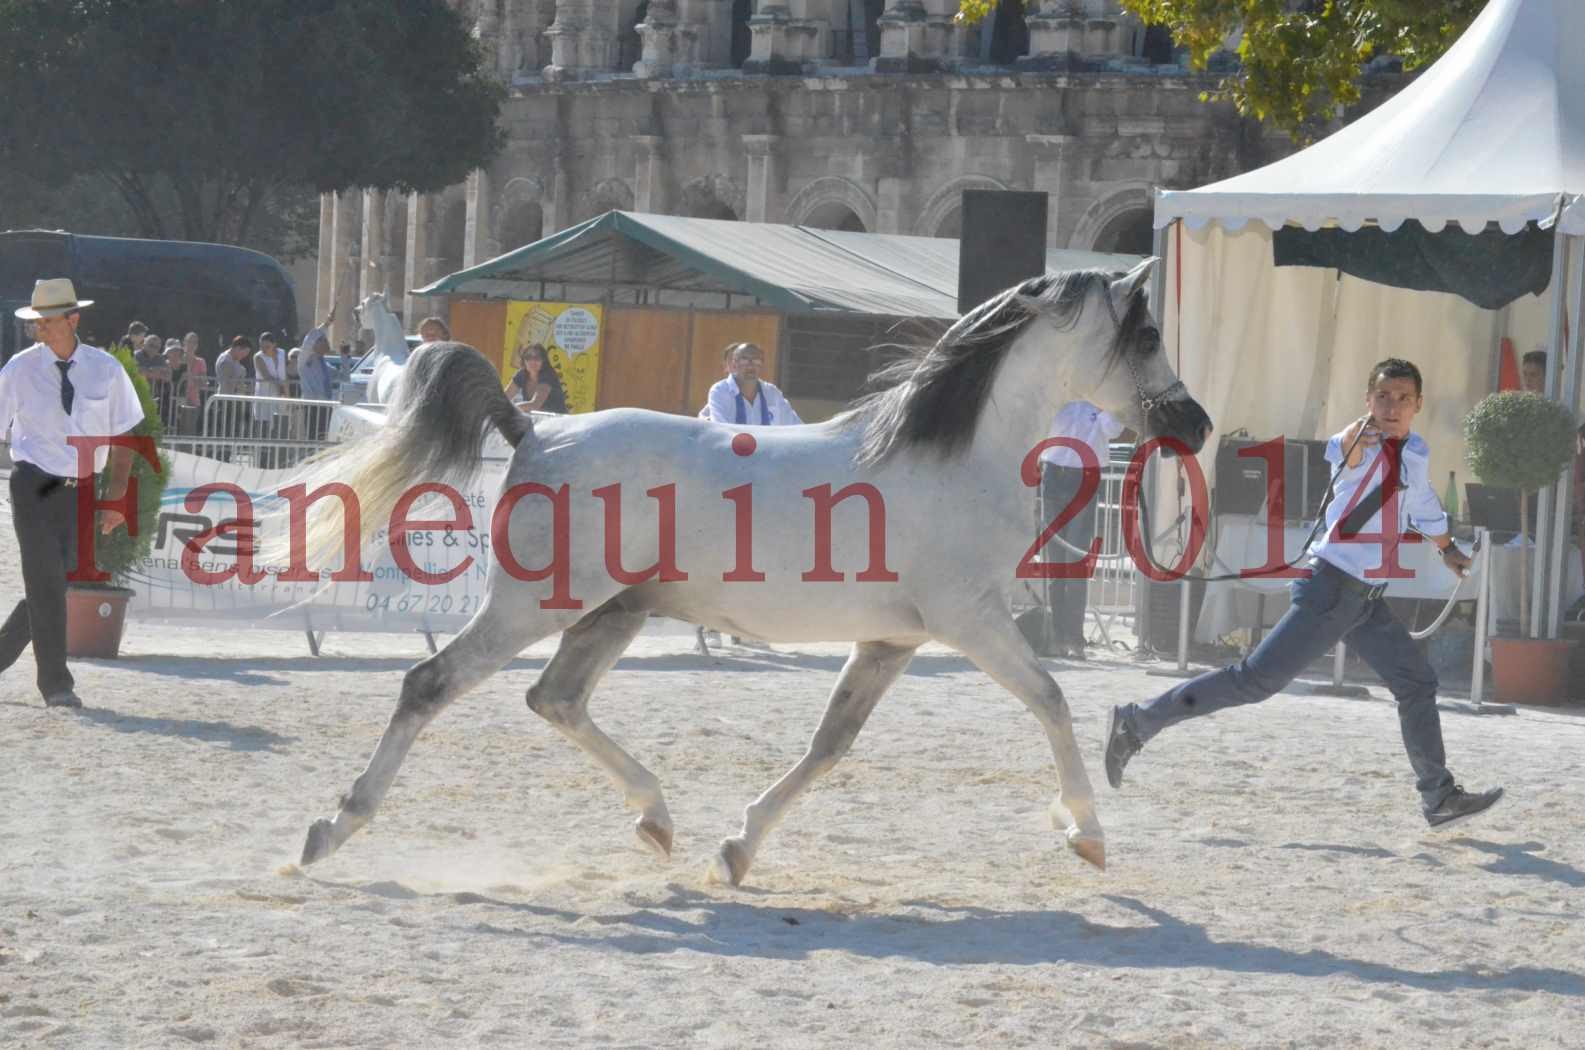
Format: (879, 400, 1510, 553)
(99, 508, 127, 534)
(1442, 544, 1472, 579)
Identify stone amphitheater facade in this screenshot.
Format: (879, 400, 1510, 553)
(315, 0, 1290, 337)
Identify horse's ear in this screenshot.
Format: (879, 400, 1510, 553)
(1108, 257, 1158, 316)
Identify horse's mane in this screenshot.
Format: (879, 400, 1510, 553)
(841, 269, 1154, 466)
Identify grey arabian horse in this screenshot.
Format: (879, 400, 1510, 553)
(294, 260, 1212, 884)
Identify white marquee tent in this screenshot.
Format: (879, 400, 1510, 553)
(1149, 0, 1585, 639)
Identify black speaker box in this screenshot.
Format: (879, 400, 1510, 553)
(957, 190, 1049, 315)
(1214, 437, 1331, 520)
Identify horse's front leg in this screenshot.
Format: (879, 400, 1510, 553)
(931, 606, 1105, 870)
(710, 640, 918, 887)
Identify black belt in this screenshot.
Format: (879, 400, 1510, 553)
(1308, 557, 1389, 602)
(15, 460, 94, 489)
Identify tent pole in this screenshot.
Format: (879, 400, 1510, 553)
(1535, 228, 1571, 637)
(1139, 215, 1171, 651)
(1551, 233, 1585, 634)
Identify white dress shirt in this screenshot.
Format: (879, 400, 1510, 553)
(704, 375, 802, 426)
(1039, 401, 1124, 469)
(1310, 428, 1449, 582)
(0, 342, 144, 477)
(254, 346, 289, 420)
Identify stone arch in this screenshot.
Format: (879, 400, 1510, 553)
(785, 176, 877, 232)
(914, 175, 1012, 239)
(1069, 182, 1155, 254)
(579, 177, 635, 222)
(680, 174, 741, 220)
(494, 176, 547, 252)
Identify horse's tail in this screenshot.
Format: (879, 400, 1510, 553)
(286, 341, 530, 567)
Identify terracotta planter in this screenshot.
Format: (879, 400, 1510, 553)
(1490, 636, 1576, 706)
(66, 585, 135, 659)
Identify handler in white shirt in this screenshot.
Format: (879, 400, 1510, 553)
(1105, 357, 1502, 830)
(703, 342, 802, 426)
(0, 279, 144, 708)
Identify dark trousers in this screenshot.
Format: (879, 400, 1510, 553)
(1039, 464, 1099, 647)
(1124, 558, 1456, 810)
(0, 463, 85, 696)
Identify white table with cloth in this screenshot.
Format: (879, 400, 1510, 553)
(1194, 516, 1584, 645)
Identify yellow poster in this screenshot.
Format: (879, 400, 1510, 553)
(500, 301, 602, 413)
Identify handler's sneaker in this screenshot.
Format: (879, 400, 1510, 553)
(1424, 785, 1504, 828)
(1104, 705, 1141, 789)
(43, 690, 83, 709)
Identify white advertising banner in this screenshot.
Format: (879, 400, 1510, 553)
(123, 448, 510, 634)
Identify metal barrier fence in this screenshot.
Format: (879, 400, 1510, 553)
(142, 370, 359, 441)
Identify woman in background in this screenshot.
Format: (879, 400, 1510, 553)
(506, 342, 567, 414)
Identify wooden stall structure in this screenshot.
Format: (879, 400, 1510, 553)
(420, 211, 1139, 420)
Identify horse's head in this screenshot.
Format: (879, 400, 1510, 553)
(1078, 258, 1212, 457)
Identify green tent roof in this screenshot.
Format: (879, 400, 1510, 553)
(416, 210, 1141, 319)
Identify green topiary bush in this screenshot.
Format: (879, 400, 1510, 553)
(1464, 390, 1578, 637)
(1464, 391, 1577, 494)
(80, 343, 171, 588)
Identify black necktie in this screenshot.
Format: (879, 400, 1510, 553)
(56, 359, 74, 415)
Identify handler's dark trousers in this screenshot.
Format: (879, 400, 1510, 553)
(0, 462, 84, 697)
(1039, 464, 1099, 647)
(1121, 557, 1457, 811)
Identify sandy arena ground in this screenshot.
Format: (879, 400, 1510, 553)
(3, 484, 1585, 1048)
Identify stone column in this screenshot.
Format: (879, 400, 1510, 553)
(633, 136, 667, 213)
(745, 0, 797, 73)
(464, 169, 494, 267)
(635, 0, 679, 77)
(544, 0, 594, 80)
(359, 189, 387, 302)
(1023, 0, 1086, 68)
(403, 193, 433, 329)
(314, 193, 334, 321)
(874, 0, 928, 73)
(742, 135, 781, 222)
(1026, 133, 1076, 249)
(330, 191, 360, 348)
(875, 177, 908, 234)
(544, 151, 574, 234)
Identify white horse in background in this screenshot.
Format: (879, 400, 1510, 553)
(355, 292, 412, 405)
(294, 260, 1213, 886)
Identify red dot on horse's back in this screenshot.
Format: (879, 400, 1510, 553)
(732, 433, 757, 457)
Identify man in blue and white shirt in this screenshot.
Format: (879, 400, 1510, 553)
(703, 342, 801, 427)
(1104, 358, 1503, 829)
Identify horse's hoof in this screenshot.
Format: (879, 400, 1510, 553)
(1068, 833, 1106, 871)
(300, 819, 336, 866)
(636, 817, 673, 858)
(708, 838, 751, 887)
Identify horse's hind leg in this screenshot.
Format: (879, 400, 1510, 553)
(300, 602, 551, 866)
(524, 601, 671, 856)
(710, 640, 917, 887)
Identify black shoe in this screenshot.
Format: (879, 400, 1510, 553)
(1103, 706, 1141, 789)
(1424, 785, 1504, 829)
(43, 690, 83, 709)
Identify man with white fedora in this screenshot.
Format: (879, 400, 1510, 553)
(0, 278, 144, 708)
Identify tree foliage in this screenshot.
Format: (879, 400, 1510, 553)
(0, 0, 504, 248)
(955, 0, 1483, 140)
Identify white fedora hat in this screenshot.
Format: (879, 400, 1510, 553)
(15, 277, 93, 319)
